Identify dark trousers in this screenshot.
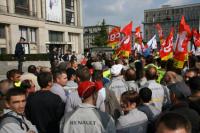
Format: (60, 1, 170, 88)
(50, 60, 58, 71)
(18, 60, 23, 72)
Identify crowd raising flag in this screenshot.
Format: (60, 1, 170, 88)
(113, 21, 133, 58)
(107, 27, 121, 49)
(174, 16, 191, 69)
(158, 27, 174, 61)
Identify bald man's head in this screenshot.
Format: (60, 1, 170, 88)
(125, 68, 136, 81)
(146, 66, 157, 80)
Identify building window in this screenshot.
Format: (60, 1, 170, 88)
(66, 11, 75, 25)
(19, 26, 37, 43)
(49, 31, 63, 42)
(65, 0, 74, 10)
(15, 0, 29, 15)
(19, 26, 28, 40)
(30, 28, 36, 43)
(0, 24, 5, 38)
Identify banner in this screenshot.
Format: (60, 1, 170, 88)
(174, 16, 191, 68)
(113, 21, 133, 58)
(107, 27, 120, 49)
(159, 28, 174, 61)
(46, 0, 62, 22)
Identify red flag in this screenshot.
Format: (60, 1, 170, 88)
(174, 16, 191, 68)
(114, 21, 133, 58)
(156, 24, 164, 42)
(193, 29, 200, 47)
(159, 28, 174, 60)
(107, 27, 120, 48)
(135, 26, 143, 45)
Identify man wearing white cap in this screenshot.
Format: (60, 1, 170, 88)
(105, 64, 128, 102)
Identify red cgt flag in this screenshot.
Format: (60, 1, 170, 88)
(192, 29, 200, 47)
(107, 27, 120, 49)
(159, 27, 174, 61)
(114, 21, 133, 58)
(174, 16, 191, 68)
(156, 23, 164, 43)
(135, 26, 143, 45)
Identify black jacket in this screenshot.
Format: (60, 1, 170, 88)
(25, 91, 65, 133)
(15, 43, 24, 59)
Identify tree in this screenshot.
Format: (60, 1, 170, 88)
(93, 19, 108, 46)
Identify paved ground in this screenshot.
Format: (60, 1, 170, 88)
(0, 61, 50, 80)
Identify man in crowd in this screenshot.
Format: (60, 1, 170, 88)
(25, 72, 65, 133)
(0, 88, 38, 133)
(156, 112, 192, 133)
(20, 65, 40, 91)
(124, 68, 139, 92)
(141, 66, 165, 112)
(168, 82, 200, 133)
(15, 37, 25, 72)
(106, 64, 128, 102)
(60, 81, 116, 133)
(188, 76, 200, 115)
(65, 66, 90, 113)
(51, 69, 68, 103)
(6, 69, 22, 88)
(49, 47, 59, 71)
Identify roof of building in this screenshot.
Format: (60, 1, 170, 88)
(144, 2, 200, 12)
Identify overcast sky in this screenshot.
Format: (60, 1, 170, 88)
(83, 0, 198, 29)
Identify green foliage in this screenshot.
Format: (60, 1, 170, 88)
(93, 19, 108, 46)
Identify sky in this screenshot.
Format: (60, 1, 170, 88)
(83, 0, 199, 29)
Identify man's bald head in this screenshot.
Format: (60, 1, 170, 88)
(125, 68, 136, 81)
(146, 66, 157, 80)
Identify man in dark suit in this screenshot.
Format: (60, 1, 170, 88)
(15, 37, 25, 72)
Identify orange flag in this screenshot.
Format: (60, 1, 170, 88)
(174, 16, 191, 68)
(107, 27, 120, 49)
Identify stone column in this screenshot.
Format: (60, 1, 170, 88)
(41, 0, 46, 19)
(38, 27, 48, 53)
(77, 0, 83, 26)
(74, 0, 77, 26)
(29, 0, 33, 16)
(7, 0, 14, 14)
(62, 0, 66, 24)
(36, 0, 42, 18)
(9, 24, 20, 54)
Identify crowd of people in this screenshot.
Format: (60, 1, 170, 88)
(0, 51, 200, 133)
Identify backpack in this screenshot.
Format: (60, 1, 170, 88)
(0, 113, 29, 131)
(104, 87, 122, 121)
